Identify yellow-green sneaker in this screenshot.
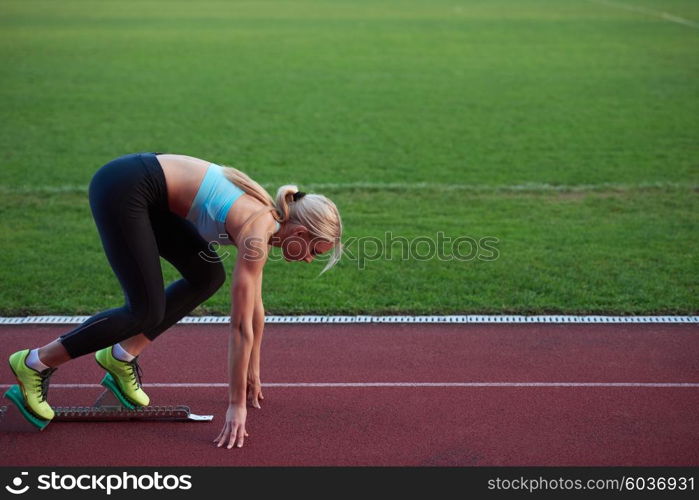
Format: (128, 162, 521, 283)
(8, 349, 56, 421)
(95, 346, 150, 407)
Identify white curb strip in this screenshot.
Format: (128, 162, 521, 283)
(0, 315, 696, 325)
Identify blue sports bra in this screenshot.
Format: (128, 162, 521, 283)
(185, 163, 280, 246)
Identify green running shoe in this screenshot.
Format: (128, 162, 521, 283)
(8, 349, 56, 421)
(95, 346, 150, 407)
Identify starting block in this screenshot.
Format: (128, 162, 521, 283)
(1, 374, 213, 432)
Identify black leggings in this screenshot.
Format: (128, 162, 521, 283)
(59, 153, 226, 359)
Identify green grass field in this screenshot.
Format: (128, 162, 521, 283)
(0, 0, 697, 315)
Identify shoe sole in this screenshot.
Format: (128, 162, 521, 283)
(4, 385, 50, 429)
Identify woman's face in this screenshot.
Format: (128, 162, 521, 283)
(282, 230, 334, 263)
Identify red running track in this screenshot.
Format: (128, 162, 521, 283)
(0, 323, 697, 466)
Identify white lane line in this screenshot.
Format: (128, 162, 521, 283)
(1, 382, 698, 389)
(1, 315, 698, 325)
(587, 0, 699, 29)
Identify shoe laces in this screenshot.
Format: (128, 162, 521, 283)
(126, 357, 144, 389)
(36, 368, 57, 403)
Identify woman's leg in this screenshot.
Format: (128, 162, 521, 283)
(10, 153, 167, 418)
(120, 210, 226, 355)
(46, 154, 168, 365)
(36, 339, 71, 367)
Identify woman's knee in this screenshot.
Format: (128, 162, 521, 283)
(130, 301, 166, 333)
(209, 262, 227, 293)
(195, 262, 226, 297)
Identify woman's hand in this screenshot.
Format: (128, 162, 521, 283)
(247, 372, 264, 409)
(214, 404, 248, 449)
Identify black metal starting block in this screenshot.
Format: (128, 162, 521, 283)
(0, 376, 213, 432)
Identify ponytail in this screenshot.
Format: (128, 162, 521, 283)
(274, 184, 301, 222)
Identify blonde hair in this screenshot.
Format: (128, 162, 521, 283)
(220, 165, 343, 274)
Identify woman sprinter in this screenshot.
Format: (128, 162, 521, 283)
(7, 152, 342, 448)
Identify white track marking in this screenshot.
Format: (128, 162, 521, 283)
(273, 181, 697, 193)
(0, 315, 696, 325)
(587, 0, 699, 29)
(0, 181, 695, 195)
(0, 382, 698, 389)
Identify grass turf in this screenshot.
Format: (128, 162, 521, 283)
(0, 0, 697, 315)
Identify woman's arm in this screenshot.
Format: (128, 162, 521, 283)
(247, 278, 265, 408)
(214, 231, 267, 449)
(228, 258, 260, 405)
